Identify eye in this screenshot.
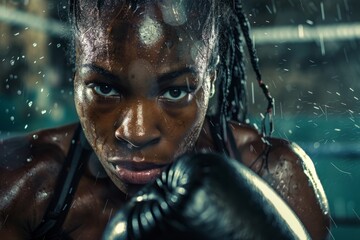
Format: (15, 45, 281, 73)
(162, 88, 189, 101)
(91, 83, 119, 97)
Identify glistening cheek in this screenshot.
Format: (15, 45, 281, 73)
(75, 85, 98, 120)
(169, 110, 204, 146)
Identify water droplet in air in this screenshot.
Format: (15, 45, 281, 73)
(33, 134, 38, 140)
(33, 43, 37, 47)
(41, 110, 47, 115)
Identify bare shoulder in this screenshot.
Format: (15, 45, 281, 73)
(229, 121, 330, 240)
(0, 123, 78, 238)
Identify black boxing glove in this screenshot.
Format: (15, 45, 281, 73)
(103, 153, 310, 240)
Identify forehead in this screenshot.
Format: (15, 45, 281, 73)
(75, 0, 212, 39)
(75, 1, 214, 70)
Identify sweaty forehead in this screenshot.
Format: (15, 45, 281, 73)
(75, 0, 212, 37)
(75, 1, 215, 70)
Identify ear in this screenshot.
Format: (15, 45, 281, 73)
(209, 70, 217, 98)
(210, 70, 217, 84)
(209, 54, 219, 86)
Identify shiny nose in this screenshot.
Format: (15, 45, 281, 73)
(115, 101, 161, 149)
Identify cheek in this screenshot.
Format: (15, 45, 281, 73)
(74, 81, 87, 121)
(74, 80, 104, 151)
(170, 88, 209, 153)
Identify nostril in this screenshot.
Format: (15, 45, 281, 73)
(147, 137, 160, 147)
(115, 134, 141, 149)
(126, 142, 141, 149)
(115, 131, 160, 150)
(114, 104, 162, 150)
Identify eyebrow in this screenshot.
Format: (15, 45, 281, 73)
(80, 64, 197, 83)
(157, 66, 197, 85)
(80, 64, 120, 81)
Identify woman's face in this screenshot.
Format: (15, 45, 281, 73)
(74, 2, 215, 194)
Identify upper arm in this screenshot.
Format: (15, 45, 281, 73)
(229, 122, 330, 239)
(0, 166, 31, 240)
(260, 139, 330, 240)
(0, 213, 28, 240)
(0, 135, 64, 239)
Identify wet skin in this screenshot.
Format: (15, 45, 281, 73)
(0, 123, 330, 239)
(74, 3, 212, 195)
(0, 2, 330, 240)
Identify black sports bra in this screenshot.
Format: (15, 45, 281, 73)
(31, 118, 241, 239)
(32, 124, 92, 239)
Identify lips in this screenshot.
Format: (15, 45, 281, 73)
(110, 160, 168, 185)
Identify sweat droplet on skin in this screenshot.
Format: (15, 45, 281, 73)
(158, 0, 187, 26)
(138, 16, 163, 46)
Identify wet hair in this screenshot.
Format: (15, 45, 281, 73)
(214, 1, 274, 139)
(67, 0, 274, 139)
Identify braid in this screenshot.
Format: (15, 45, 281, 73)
(213, 3, 247, 142)
(215, 0, 274, 137)
(228, 15, 247, 123)
(233, 0, 274, 136)
(68, 0, 274, 137)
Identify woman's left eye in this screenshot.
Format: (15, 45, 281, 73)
(92, 84, 119, 97)
(162, 88, 189, 101)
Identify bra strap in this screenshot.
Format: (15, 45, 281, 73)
(32, 124, 91, 239)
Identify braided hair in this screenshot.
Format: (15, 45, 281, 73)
(214, 0, 274, 141)
(68, 0, 274, 138)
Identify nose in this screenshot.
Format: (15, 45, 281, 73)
(115, 100, 161, 150)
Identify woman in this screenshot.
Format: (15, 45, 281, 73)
(0, 0, 329, 239)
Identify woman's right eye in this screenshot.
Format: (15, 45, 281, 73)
(89, 83, 119, 97)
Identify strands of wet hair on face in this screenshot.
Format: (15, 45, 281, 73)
(68, 0, 124, 34)
(67, 0, 126, 66)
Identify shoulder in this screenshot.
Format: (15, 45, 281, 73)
(229, 121, 330, 240)
(0, 123, 78, 173)
(0, 123, 78, 237)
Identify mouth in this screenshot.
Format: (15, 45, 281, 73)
(110, 160, 168, 185)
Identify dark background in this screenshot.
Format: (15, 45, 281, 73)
(0, 0, 359, 238)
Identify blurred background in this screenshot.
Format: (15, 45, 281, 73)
(0, 0, 359, 239)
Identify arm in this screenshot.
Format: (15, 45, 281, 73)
(278, 141, 330, 239)
(0, 134, 64, 239)
(0, 214, 27, 240)
(228, 122, 330, 239)
(243, 138, 330, 240)
(0, 135, 31, 239)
